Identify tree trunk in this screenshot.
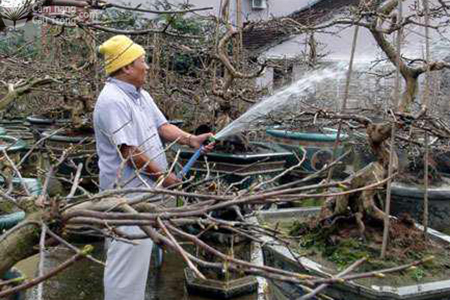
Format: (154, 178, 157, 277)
(399, 72, 419, 112)
(369, 24, 419, 112)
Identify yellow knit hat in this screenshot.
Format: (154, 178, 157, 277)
(99, 35, 146, 75)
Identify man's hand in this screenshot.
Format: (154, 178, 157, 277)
(161, 172, 182, 187)
(189, 133, 215, 152)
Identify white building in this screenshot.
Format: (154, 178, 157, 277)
(116, 0, 308, 24)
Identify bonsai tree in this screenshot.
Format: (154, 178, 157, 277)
(0, 1, 443, 298)
(319, 121, 397, 237)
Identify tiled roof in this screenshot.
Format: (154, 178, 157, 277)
(243, 0, 360, 54)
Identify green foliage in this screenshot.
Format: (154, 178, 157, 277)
(289, 221, 311, 238)
(0, 29, 40, 58)
(289, 219, 447, 285)
(325, 239, 368, 270)
(98, 8, 147, 30)
(172, 53, 197, 75)
(297, 226, 369, 270)
(160, 13, 202, 35)
(293, 225, 372, 270)
(295, 225, 336, 258)
(410, 267, 425, 281)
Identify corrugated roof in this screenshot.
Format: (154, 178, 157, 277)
(243, 0, 360, 54)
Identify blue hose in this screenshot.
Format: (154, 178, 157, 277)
(177, 136, 216, 179)
(178, 146, 204, 179)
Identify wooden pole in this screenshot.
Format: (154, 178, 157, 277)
(422, 0, 431, 239)
(381, 0, 403, 259)
(423, 131, 429, 239)
(326, 25, 359, 182)
(236, 0, 243, 56)
(235, 0, 244, 112)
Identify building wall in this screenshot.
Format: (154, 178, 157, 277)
(111, 0, 312, 24)
(242, 0, 311, 22)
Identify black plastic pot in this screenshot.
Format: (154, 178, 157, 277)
(0, 119, 25, 126)
(433, 151, 450, 176)
(0, 134, 38, 178)
(41, 129, 98, 180)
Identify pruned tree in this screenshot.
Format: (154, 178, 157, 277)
(275, 0, 450, 113)
(2, 0, 450, 299)
(0, 0, 213, 35)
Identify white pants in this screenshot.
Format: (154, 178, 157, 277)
(104, 226, 153, 300)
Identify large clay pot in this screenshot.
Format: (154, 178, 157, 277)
(41, 129, 98, 181)
(2, 125, 34, 145)
(23, 243, 105, 300)
(0, 177, 42, 300)
(26, 116, 70, 141)
(0, 135, 27, 161)
(0, 134, 38, 178)
(266, 128, 348, 177)
(0, 178, 41, 231)
(258, 207, 450, 300)
(389, 178, 450, 231)
(172, 142, 294, 188)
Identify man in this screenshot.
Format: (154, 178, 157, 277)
(94, 35, 213, 300)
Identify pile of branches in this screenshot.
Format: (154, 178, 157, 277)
(0, 138, 433, 299)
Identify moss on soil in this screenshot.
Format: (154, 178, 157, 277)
(265, 217, 450, 288)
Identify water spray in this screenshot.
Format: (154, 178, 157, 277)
(177, 65, 349, 178)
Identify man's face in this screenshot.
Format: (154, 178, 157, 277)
(125, 56, 149, 88)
